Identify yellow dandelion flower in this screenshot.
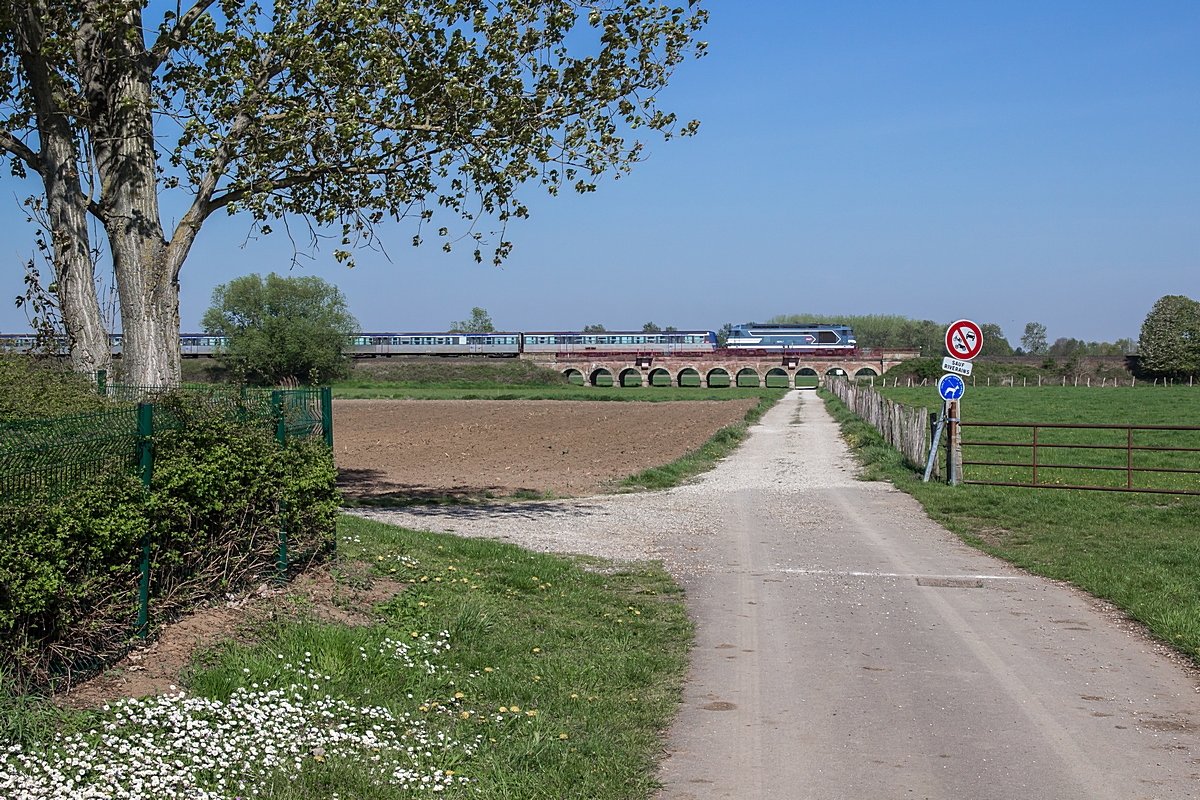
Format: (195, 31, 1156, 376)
(511, 705, 520, 712)
(499, 706, 508, 712)
(461, 712, 470, 719)
(455, 692, 464, 698)
(484, 667, 493, 672)
(571, 694, 579, 698)
(559, 733, 568, 739)
(533, 647, 541, 652)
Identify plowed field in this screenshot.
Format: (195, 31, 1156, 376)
(334, 398, 757, 499)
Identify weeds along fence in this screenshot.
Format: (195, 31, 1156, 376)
(0, 384, 338, 690)
(829, 378, 934, 475)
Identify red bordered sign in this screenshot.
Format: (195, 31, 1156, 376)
(945, 319, 983, 360)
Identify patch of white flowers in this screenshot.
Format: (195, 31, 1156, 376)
(1, 631, 477, 799)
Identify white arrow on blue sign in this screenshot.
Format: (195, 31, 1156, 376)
(938, 373, 965, 401)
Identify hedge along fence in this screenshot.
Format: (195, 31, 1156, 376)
(0, 386, 339, 691)
(828, 378, 936, 477)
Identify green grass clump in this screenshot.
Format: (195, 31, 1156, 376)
(190, 516, 691, 798)
(4, 517, 692, 798)
(622, 390, 787, 490)
(819, 387, 1200, 665)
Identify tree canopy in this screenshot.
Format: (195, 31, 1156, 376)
(767, 313, 1015, 357)
(1139, 295, 1200, 377)
(0, 0, 708, 384)
(450, 307, 495, 333)
(201, 272, 359, 385)
(1020, 322, 1048, 355)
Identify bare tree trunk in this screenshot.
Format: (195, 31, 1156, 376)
(13, 2, 110, 374)
(82, 9, 180, 386)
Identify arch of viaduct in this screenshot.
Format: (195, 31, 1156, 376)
(528, 352, 919, 388)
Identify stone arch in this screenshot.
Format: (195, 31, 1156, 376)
(677, 367, 701, 387)
(589, 368, 613, 387)
(563, 368, 585, 386)
(795, 367, 819, 389)
(854, 366, 879, 383)
(706, 368, 731, 388)
(736, 367, 761, 388)
(648, 368, 672, 387)
(825, 367, 848, 379)
(618, 367, 644, 387)
(765, 368, 790, 388)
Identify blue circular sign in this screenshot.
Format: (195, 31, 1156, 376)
(938, 373, 965, 400)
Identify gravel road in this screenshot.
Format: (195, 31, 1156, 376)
(348, 390, 1200, 799)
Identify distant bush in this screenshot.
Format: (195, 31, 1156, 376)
(0, 354, 106, 422)
(1138, 295, 1200, 378)
(202, 273, 359, 385)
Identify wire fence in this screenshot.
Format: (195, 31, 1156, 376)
(0, 384, 333, 504)
(0, 383, 336, 690)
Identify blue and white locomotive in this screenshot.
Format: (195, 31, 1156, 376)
(725, 323, 856, 352)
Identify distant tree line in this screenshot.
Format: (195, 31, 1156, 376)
(765, 314, 1014, 357)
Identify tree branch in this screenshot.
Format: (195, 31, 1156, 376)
(205, 164, 419, 215)
(147, 0, 217, 67)
(0, 130, 43, 175)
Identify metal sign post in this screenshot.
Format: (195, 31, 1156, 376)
(936, 373, 966, 486)
(923, 401, 947, 482)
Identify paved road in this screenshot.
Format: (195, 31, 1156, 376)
(656, 389, 1200, 800)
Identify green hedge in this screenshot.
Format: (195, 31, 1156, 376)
(0, 394, 339, 690)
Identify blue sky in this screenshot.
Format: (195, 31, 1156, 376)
(1, 1, 1197, 344)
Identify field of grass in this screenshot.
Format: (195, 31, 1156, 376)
(819, 386, 1200, 665)
(1, 516, 691, 798)
(333, 383, 783, 402)
(879, 385, 1200, 492)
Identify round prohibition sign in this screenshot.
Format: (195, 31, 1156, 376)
(945, 319, 984, 360)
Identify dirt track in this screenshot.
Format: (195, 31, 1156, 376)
(334, 398, 757, 499)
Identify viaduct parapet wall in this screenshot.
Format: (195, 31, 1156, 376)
(526, 350, 920, 388)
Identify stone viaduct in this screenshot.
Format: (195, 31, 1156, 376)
(525, 349, 921, 388)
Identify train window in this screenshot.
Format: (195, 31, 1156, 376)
(817, 331, 839, 344)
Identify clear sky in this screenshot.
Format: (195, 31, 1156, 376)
(1, 1, 1197, 345)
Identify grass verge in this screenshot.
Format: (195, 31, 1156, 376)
(818, 387, 1200, 664)
(2, 516, 692, 798)
(622, 389, 788, 490)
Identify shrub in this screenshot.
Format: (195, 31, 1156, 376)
(0, 354, 106, 422)
(1139, 295, 1200, 378)
(202, 272, 359, 385)
(0, 393, 339, 690)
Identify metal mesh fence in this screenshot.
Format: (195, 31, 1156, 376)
(0, 385, 332, 504)
(0, 407, 140, 502)
(0, 383, 336, 690)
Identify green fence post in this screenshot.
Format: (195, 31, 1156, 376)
(321, 386, 333, 450)
(320, 385, 337, 560)
(136, 402, 153, 636)
(97, 369, 107, 396)
(271, 391, 288, 582)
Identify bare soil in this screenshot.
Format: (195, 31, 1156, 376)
(55, 566, 405, 709)
(334, 399, 758, 500)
